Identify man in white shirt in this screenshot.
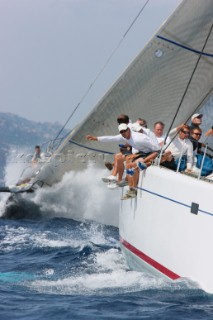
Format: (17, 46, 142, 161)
(163, 124, 193, 172)
(86, 124, 160, 198)
(105, 117, 151, 187)
(153, 121, 165, 147)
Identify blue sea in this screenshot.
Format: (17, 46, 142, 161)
(1, 203, 213, 320)
(1, 149, 213, 320)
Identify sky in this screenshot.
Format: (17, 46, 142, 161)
(0, 0, 182, 129)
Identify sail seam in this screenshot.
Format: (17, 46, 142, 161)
(157, 35, 213, 57)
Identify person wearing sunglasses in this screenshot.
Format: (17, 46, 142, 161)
(107, 115, 147, 180)
(103, 114, 147, 186)
(189, 128, 203, 153)
(103, 114, 132, 184)
(161, 124, 193, 173)
(190, 113, 213, 137)
(189, 127, 213, 176)
(190, 113, 203, 130)
(190, 127, 213, 154)
(86, 123, 160, 198)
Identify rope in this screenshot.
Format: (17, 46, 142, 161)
(54, 0, 151, 141)
(69, 139, 114, 155)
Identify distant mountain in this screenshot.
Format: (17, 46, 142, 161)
(0, 112, 69, 184)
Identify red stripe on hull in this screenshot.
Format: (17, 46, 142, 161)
(120, 237, 180, 280)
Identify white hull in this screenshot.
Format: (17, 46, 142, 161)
(119, 166, 213, 293)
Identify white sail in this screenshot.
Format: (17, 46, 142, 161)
(68, 0, 213, 143)
(33, 0, 213, 187)
(9, 0, 213, 189)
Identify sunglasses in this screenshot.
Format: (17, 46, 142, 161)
(120, 129, 128, 134)
(193, 132, 202, 136)
(181, 130, 190, 134)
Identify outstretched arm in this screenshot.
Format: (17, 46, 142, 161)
(86, 134, 125, 144)
(86, 135, 98, 141)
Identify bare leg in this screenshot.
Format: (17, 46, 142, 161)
(128, 167, 139, 188)
(111, 153, 125, 181)
(125, 156, 139, 189)
(126, 152, 158, 189)
(128, 152, 158, 170)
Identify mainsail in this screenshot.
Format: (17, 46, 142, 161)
(32, 0, 213, 187)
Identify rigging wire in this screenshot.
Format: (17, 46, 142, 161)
(53, 0, 151, 142)
(163, 22, 213, 147)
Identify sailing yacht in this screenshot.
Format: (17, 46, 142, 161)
(116, 0, 213, 293)
(1, 0, 213, 292)
(3, 0, 212, 194)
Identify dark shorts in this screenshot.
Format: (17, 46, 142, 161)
(125, 152, 153, 164)
(132, 152, 154, 162)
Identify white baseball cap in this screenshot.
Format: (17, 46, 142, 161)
(118, 123, 128, 132)
(191, 113, 203, 121)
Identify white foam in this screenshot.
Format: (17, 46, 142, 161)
(30, 166, 119, 227)
(30, 247, 196, 295)
(0, 226, 31, 252)
(0, 225, 84, 252)
(95, 249, 125, 272)
(4, 146, 31, 186)
(0, 194, 10, 217)
(1, 223, 198, 295)
(29, 243, 198, 295)
(43, 269, 54, 276)
(31, 267, 199, 296)
(30, 248, 142, 295)
(1, 147, 120, 226)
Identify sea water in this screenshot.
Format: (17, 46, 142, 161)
(1, 169, 213, 320)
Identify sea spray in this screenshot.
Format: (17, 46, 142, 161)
(1, 155, 120, 226)
(4, 146, 31, 186)
(31, 166, 119, 227)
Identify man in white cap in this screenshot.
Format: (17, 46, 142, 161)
(190, 113, 203, 130)
(190, 113, 213, 137)
(86, 124, 159, 157)
(104, 118, 150, 188)
(86, 124, 159, 199)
